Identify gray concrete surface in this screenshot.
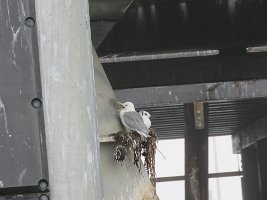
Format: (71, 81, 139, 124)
(94, 50, 158, 200)
(35, 0, 103, 199)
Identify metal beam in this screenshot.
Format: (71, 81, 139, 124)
(257, 138, 267, 200)
(242, 144, 261, 200)
(100, 50, 219, 63)
(184, 103, 209, 200)
(233, 117, 267, 152)
(104, 52, 267, 89)
(115, 80, 267, 106)
(242, 138, 267, 200)
(156, 171, 243, 183)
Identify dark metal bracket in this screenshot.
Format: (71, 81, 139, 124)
(194, 102, 204, 130)
(0, 0, 49, 199)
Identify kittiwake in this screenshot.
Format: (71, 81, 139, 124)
(139, 110, 151, 129)
(118, 102, 151, 138)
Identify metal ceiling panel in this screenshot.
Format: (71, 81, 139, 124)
(104, 52, 267, 89)
(136, 104, 185, 139)
(91, 22, 116, 48)
(137, 98, 267, 140)
(89, 0, 133, 20)
(89, 0, 133, 48)
(98, 0, 267, 55)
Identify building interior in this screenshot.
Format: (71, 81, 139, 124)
(0, 0, 267, 199)
(91, 0, 267, 199)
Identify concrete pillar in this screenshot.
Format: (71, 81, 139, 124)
(35, 1, 103, 199)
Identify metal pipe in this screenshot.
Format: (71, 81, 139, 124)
(35, 0, 104, 199)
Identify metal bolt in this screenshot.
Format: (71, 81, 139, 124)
(39, 194, 49, 200)
(31, 98, 42, 109)
(38, 179, 48, 191)
(25, 17, 35, 28)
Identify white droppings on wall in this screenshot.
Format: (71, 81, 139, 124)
(87, 105, 92, 122)
(0, 97, 10, 134)
(87, 145, 93, 166)
(53, 42, 58, 55)
(83, 171, 88, 189)
(18, 168, 27, 185)
(17, 1, 26, 21)
(0, 181, 4, 188)
(11, 27, 21, 50)
(23, 140, 28, 146)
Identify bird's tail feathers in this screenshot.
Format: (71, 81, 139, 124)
(137, 130, 151, 138)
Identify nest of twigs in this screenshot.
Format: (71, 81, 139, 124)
(110, 129, 158, 186)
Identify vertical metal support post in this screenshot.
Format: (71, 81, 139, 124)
(184, 102, 209, 200)
(242, 143, 261, 200)
(257, 137, 267, 200)
(242, 137, 267, 200)
(35, 0, 104, 199)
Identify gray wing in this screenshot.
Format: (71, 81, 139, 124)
(123, 111, 149, 133)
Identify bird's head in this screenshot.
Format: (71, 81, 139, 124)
(122, 102, 135, 111)
(139, 110, 151, 118)
(115, 101, 136, 112)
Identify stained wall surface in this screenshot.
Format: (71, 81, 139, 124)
(94, 50, 158, 200)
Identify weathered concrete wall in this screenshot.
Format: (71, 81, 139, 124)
(100, 142, 158, 200)
(36, 1, 103, 199)
(94, 49, 123, 137)
(94, 50, 158, 200)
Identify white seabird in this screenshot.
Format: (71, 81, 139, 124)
(139, 110, 151, 129)
(118, 102, 151, 138)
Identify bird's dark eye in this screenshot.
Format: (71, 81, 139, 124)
(145, 113, 147, 115)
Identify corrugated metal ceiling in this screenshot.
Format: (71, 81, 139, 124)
(137, 98, 267, 140)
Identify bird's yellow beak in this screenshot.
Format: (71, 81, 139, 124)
(116, 102, 125, 110)
(110, 99, 125, 110)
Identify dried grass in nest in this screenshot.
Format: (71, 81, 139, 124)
(110, 129, 158, 186)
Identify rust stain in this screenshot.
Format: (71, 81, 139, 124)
(136, 180, 159, 200)
(189, 157, 200, 200)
